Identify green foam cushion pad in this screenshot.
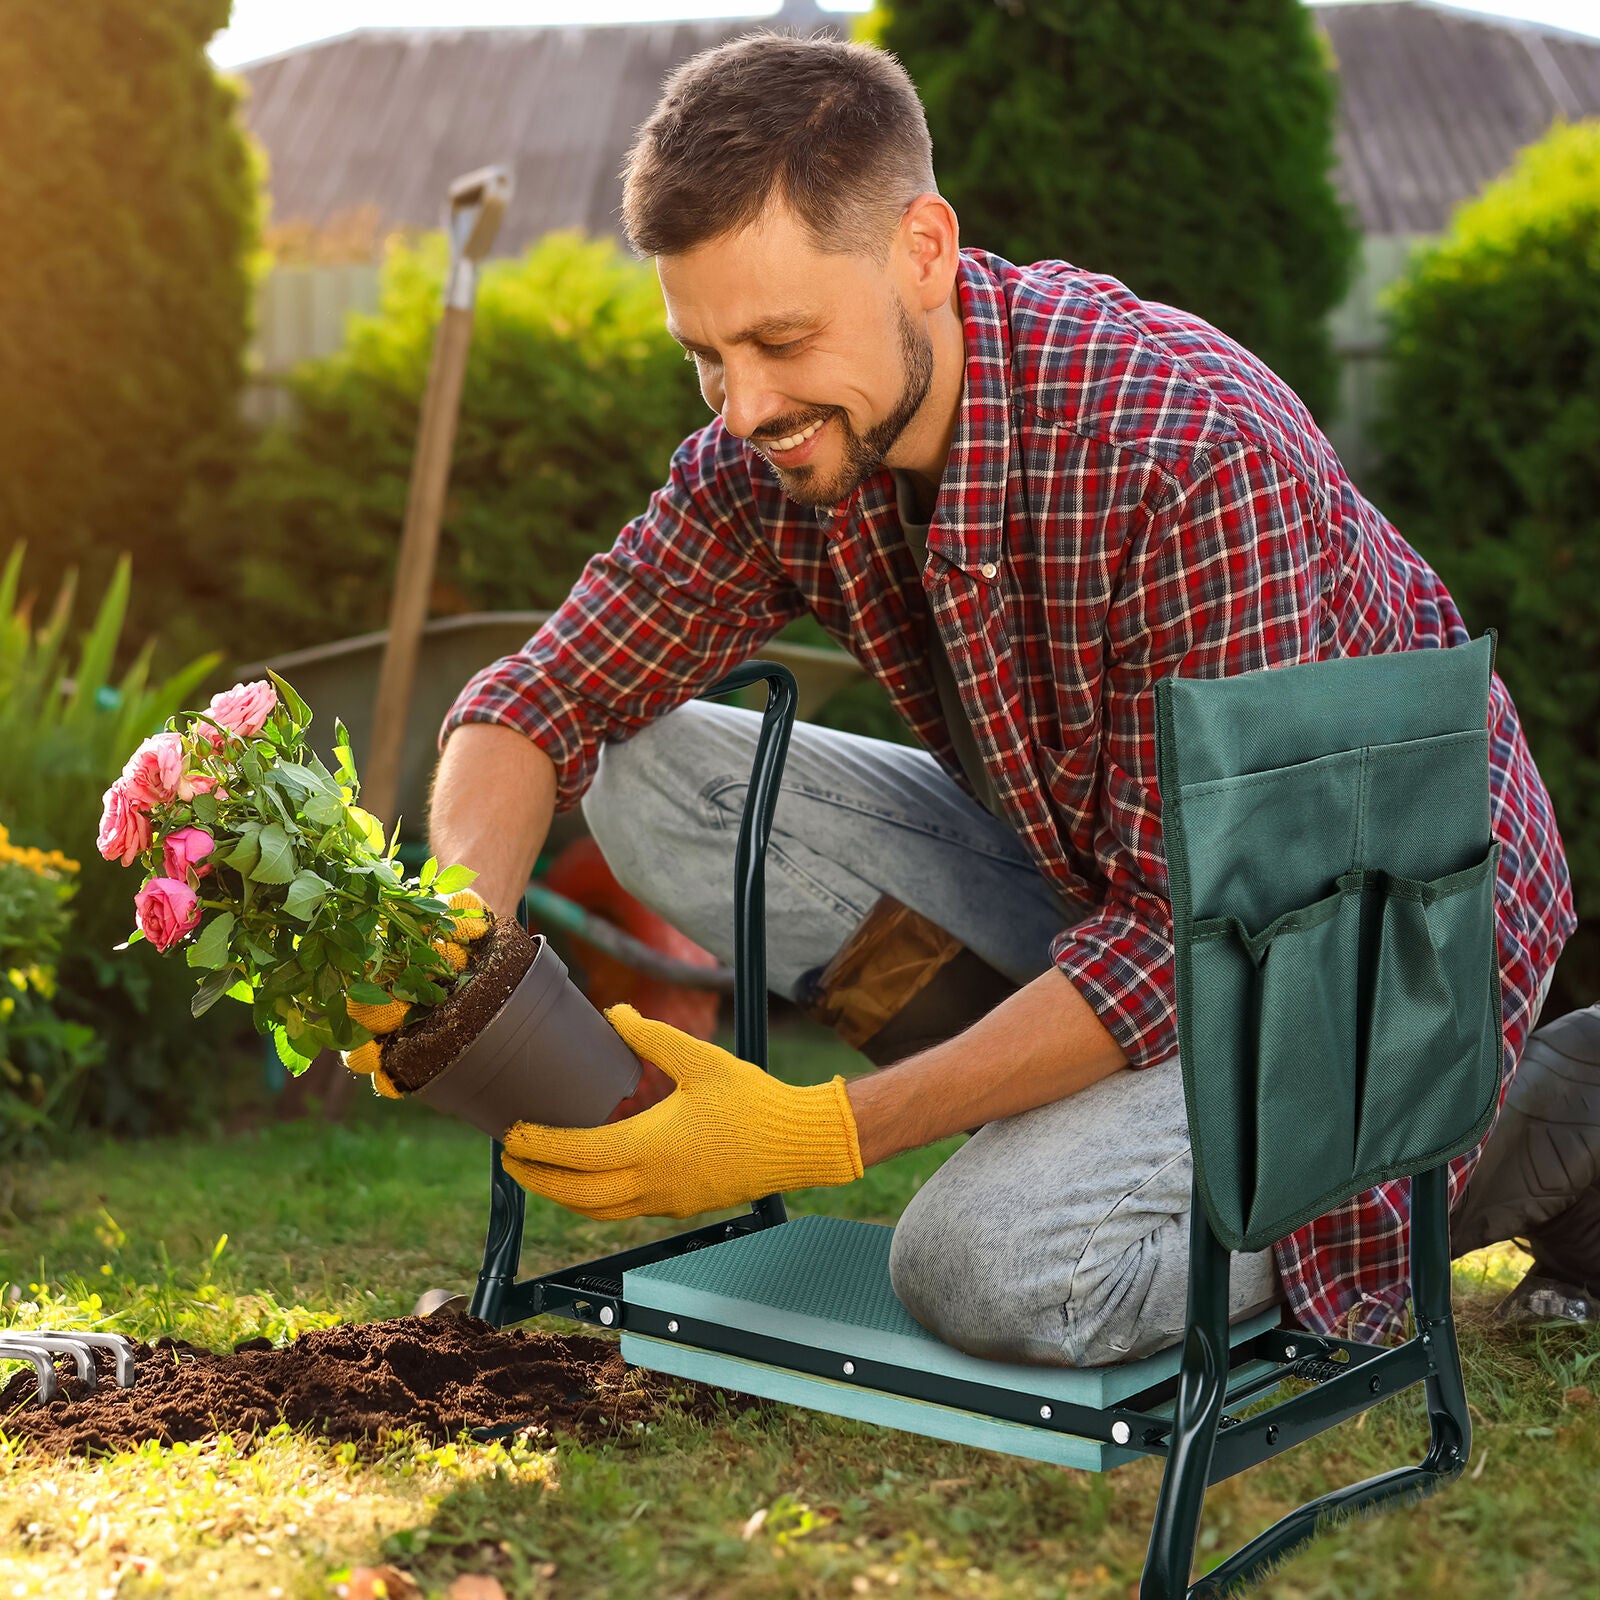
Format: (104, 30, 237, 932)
(623, 1214, 1281, 1467)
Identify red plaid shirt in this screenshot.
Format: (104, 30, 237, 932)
(445, 251, 1577, 1346)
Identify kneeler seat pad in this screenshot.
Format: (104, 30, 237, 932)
(622, 1215, 1282, 1471)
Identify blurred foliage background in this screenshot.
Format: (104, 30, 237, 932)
(214, 231, 708, 661)
(0, 0, 1591, 1141)
(1374, 119, 1600, 1022)
(0, 0, 260, 662)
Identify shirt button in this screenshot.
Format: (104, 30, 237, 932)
(979, 562, 998, 580)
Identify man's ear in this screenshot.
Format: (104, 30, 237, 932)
(899, 192, 960, 312)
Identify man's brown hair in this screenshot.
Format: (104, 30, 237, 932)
(621, 32, 936, 260)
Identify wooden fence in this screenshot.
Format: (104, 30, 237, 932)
(244, 234, 1438, 486)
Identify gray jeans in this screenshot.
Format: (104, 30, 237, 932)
(582, 700, 1283, 1366)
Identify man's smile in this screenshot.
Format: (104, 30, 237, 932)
(756, 413, 829, 466)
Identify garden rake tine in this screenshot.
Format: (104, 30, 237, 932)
(5, 1332, 96, 1388)
(0, 1337, 62, 1403)
(45, 1329, 137, 1388)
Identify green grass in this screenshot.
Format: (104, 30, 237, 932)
(2, 1025, 1597, 1599)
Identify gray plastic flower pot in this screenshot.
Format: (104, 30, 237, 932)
(413, 934, 642, 1140)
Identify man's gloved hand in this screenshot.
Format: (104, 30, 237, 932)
(341, 890, 493, 1098)
(500, 1004, 864, 1220)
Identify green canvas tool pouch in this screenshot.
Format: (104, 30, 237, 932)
(1154, 633, 1505, 1254)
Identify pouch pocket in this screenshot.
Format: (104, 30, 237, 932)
(1353, 841, 1502, 1173)
(1190, 877, 1363, 1244)
(1184, 843, 1502, 1249)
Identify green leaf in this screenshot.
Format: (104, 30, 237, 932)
(191, 967, 235, 1018)
(267, 670, 312, 728)
(184, 911, 236, 971)
(250, 823, 296, 885)
(190, 792, 219, 829)
(225, 977, 256, 1003)
(304, 792, 344, 827)
(283, 869, 329, 921)
(224, 823, 262, 877)
(270, 1024, 313, 1071)
(419, 856, 438, 889)
(346, 980, 392, 1005)
(431, 863, 477, 895)
(258, 782, 300, 833)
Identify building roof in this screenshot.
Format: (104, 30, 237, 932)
(237, 1, 1600, 249)
(1321, 2, 1600, 232)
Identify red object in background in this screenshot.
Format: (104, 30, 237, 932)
(541, 837, 721, 1123)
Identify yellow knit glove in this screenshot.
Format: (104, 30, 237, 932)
(499, 1004, 864, 1221)
(340, 890, 493, 1097)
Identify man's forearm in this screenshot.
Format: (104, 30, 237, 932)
(429, 722, 558, 920)
(845, 967, 1130, 1167)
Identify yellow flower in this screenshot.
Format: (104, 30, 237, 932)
(0, 829, 78, 878)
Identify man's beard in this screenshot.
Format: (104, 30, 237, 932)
(760, 298, 935, 508)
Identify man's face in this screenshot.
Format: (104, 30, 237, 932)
(657, 200, 935, 507)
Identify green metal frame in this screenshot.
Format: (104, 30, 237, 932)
(463, 661, 1477, 1597)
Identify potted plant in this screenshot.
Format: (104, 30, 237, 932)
(96, 674, 643, 1138)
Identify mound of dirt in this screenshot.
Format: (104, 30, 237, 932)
(0, 1314, 756, 1459)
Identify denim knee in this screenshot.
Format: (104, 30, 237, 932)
(888, 1179, 1080, 1366)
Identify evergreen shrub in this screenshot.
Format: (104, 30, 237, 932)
(223, 232, 709, 658)
(0, 1, 258, 651)
(1374, 120, 1600, 1017)
(871, 0, 1359, 418)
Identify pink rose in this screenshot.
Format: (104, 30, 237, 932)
(177, 772, 220, 801)
(205, 680, 278, 744)
(161, 826, 215, 882)
(134, 877, 201, 954)
(97, 782, 153, 867)
(120, 732, 184, 808)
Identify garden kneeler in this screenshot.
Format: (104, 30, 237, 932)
(450, 640, 1503, 1598)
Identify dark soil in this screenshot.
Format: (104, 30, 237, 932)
(0, 1315, 763, 1460)
(383, 917, 539, 1093)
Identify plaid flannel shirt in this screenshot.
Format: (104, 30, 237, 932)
(444, 250, 1577, 1346)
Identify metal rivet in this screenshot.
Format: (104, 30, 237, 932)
(1283, 1343, 1297, 1359)
(1266, 1425, 1280, 1445)
(979, 562, 998, 579)
(1369, 1376, 1382, 1393)
(599, 1305, 615, 1326)
(843, 1361, 855, 1376)
(667, 1320, 679, 1335)
(1111, 1420, 1131, 1445)
(1039, 1405, 1052, 1421)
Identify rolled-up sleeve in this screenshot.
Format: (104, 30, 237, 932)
(440, 422, 806, 811)
(1049, 438, 1326, 1068)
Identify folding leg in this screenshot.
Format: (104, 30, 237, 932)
(470, 1138, 526, 1324)
(1142, 1167, 1472, 1597)
(1142, 1190, 1233, 1596)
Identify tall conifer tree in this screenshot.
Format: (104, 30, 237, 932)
(873, 0, 1358, 419)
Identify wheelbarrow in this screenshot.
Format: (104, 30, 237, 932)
(447, 630, 1507, 1595)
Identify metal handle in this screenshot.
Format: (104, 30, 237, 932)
(698, 662, 799, 1074)
(699, 662, 798, 1232)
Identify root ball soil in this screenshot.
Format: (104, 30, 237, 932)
(383, 917, 538, 1092)
(0, 1314, 753, 1459)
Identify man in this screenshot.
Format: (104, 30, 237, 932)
(430, 34, 1591, 1361)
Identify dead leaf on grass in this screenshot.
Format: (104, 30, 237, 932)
(342, 1566, 423, 1600)
(1563, 1385, 1594, 1407)
(447, 1578, 509, 1600)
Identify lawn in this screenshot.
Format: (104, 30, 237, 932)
(2, 1025, 1597, 1599)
